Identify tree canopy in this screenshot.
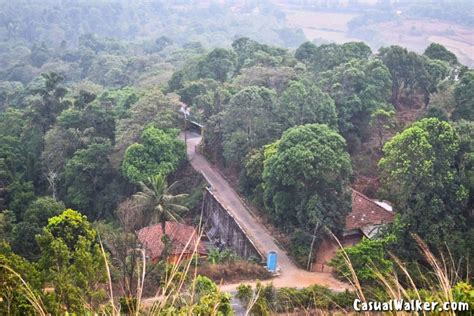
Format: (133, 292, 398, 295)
(263, 124, 352, 231)
(122, 126, 185, 183)
(379, 118, 470, 258)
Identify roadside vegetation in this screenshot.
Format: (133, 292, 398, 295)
(0, 1, 473, 314)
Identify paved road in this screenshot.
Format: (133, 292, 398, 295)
(184, 132, 350, 292)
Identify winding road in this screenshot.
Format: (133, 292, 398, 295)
(184, 131, 350, 292)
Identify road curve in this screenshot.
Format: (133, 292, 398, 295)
(184, 132, 350, 291)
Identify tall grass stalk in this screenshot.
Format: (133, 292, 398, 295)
(98, 237, 119, 316)
(0, 264, 47, 316)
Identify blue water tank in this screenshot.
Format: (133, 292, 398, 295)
(267, 251, 277, 273)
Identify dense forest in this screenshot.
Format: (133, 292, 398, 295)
(0, 1, 473, 315)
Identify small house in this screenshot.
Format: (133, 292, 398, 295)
(312, 189, 395, 272)
(137, 222, 207, 264)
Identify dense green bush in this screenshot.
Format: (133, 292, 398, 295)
(122, 126, 185, 183)
(329, 236, 394, 285)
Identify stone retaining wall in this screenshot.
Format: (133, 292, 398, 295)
(202, 188, 264, 262)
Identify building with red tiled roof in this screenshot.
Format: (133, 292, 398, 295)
(346, 189, 395, 237)
(137, 222, 207, 264)
(313, 190, 395, 273)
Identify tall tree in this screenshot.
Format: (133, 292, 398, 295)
(379, 118, 469, 258)
(453, 70, 474, 121)
(319, 58, 392, 142)
(379, 45, 430, 106)
(423, 43, 458, 64)
(221, 86, 280, 166)
(121, 126, 185, 183)
(263, 124, 352, 231)
(36, 209, 107, 314)
(198, 48, 236, 82)
(62, 140, 118, 219)
(11, 197, 65, 260)
(28, 72, 69, 133)
(277, 80, 337, 130)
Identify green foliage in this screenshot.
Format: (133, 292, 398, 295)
(380, 118, 469, 259)
(277, 80, 337, 130)
(236, 284, 253, 304)
(263, 124, 352, 231)
(296, 41, 372, 72)
(237, 282, 356, 314)
(3, 180, 35, 221)
(0, 211, 15, 242)
(57, 103, 116, 141)
(178, 79, 219, 106)
(27, 72, 69, 133)
(63, 140, 118, 219)
(370, 108, 396, 150)
(98, 86, 141, 117)
(329, 237, 394, 284)
(199, 48, 236, 82)
(207, 248, 238, 265)
(379, 45, 432, 106)
(160, 275, 233, 315)
(240, 148, 265, 202)
(295, 42, 318, 63)
(276, 285, 356, 312)
(232, 37, 291, 72)
(11, 197, 65, 260)
(0, 241, 42, 315)
(319, 58, 392, 141)
(114, 90, 183, 163)
(132, 174, 188, 229)
(423, 43, 458, 64)
(453, 70, 474, 121)
(288, 228, 316, 268)
(122, 126, 185, 183)
(36, 209, 107, 314)
(452, 282, 474, 313)
(453, 120, 474, 210)
(221, 86, 280, 166)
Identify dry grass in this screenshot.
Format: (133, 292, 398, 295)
(197, 260, 272, 284)
(2, 209, 470, 316)
(238, 231, 470, 316)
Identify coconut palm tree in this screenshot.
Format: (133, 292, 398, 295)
(132, 174, 189, 233)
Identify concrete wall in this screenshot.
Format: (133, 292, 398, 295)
(202, 188, 264, 262)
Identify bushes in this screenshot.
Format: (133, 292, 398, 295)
(275, 285, 356, 312)
(121, 126, 185, 183)
(329, 236, 394, 285)
(198, 261, 271, 284)
(288, 228, 316, 268)
(236, 282, 356, 314)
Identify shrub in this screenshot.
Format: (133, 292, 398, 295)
(197, 260, 271, 283)
(288, 228, 315, 268)
(329, 236, 394, 285)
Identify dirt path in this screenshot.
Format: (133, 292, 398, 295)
(184, 132, 350, 292)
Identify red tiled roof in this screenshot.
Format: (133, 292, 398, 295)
(345, 189, 395, 231)
(137, 222, 207, 260)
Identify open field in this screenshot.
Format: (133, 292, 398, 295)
(284, 10, 359, 43)
(272, 1, 474, 66)
(376, 18, 474, 66)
